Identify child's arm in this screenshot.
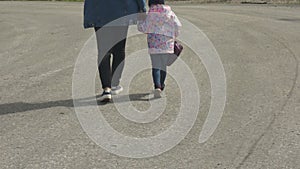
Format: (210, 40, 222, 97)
(173, 14, 182, 37)
(137, 21, 146, 33)
(137, 12, 157, 34)
(137, 14, 148, 33)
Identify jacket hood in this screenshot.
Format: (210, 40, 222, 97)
(149, 4, 172, 19)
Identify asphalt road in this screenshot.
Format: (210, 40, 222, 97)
(0, 1, 299, 169)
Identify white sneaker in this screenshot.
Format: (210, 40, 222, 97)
(99, 89, 112, 102)
(153, 88, 162, 98)
(111, 85, 123, 95)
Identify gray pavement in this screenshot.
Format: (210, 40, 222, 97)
(0, 1, 299, 169)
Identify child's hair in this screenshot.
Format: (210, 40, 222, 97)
(148, 0, 165, 7)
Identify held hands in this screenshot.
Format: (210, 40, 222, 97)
(137, 12, 147, 21)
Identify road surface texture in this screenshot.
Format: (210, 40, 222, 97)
(0, 1, 299, 169)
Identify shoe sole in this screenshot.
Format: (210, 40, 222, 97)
(101, 98, 111, 102)
(99, 95, 112, 102)
(153, 89, 162, 98)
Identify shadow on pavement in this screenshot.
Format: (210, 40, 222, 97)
(0, 93, 151, 115)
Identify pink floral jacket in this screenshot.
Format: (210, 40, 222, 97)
(137, 5, 181, 54)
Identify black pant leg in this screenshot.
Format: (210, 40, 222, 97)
(95, 26, 128, 89)
(111, 26, 128, 86)
(95, 27, 112, 89)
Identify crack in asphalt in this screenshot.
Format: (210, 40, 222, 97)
(236, 32, 299, 169)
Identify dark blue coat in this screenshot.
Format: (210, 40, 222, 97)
(84, 0, 146, 28)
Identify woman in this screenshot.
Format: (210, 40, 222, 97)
(84, 0, 146, 102)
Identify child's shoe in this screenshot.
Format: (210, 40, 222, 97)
(153, 88, 162, 98)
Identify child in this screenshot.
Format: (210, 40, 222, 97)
(138, 0, 181, 98)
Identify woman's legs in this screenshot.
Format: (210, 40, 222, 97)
(98, 52, 112, 89)
(111, 38, 127, 87)
(95, 26, 128, 89)
(95, 27, 112, 89)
